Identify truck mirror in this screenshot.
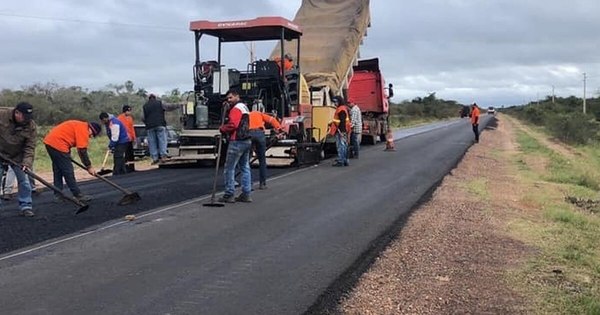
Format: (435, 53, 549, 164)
(387, 83, 394, 99)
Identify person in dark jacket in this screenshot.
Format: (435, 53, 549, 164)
(100, 112, 130, 175)
(0, 102, 37, 217)
(142, 94, 180, 164)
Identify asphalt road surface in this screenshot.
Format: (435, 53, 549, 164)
(0, 116, 493, 314)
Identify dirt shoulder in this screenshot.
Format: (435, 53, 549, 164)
(338, 115, 532, 314)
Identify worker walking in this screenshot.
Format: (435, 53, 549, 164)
(44, 120, 102, 202)
(100, 112, 130, 175)
(249, 110, 282, 190)
(330, 96, 352, 167)
(470, 102, 481, 143)
(117, 105, 136, 173)
(348, 99, 362, 159)
(0, 102, 37, 217)
(219, 89, 252, 203)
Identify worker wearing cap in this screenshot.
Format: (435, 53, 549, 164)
(100, 112, 130, 175)
(329, 96, 351, 166)
(44, 120, 102, 202)
(0, 102, 37, 217)
(118, 105, 136, 172)
(248, 110, 282, 190)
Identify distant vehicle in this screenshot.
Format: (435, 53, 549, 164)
(460, 105, 470, 118)
(133, 125, 180, 158)
(487, 106, 496, 115)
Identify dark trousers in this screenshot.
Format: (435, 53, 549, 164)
(250, 130, 267, 185)
(45, 144, 81, 196)
(472, 124, 480, 142)
(124, 141, 135, 172)
(113, 143, 128, 175)
(350, 132, 360, 158)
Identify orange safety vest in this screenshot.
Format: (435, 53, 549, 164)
(470, 106, 480, 125)
(329, 105, 351, 136)
(43, 120, 91, 153)
(117, 113, 136, 141)
(249, 111, 282, 130)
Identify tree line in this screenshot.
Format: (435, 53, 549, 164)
(503, 96, 600, 145)
(0, 81, 187, 128)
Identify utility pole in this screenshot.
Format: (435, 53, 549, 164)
(552, 85, 555, 104)
(583, 72, 587, 114)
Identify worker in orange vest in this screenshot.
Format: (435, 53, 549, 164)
(248, 111, 282, 189)
(470, 102, 480, 143)
(117, 105, 136, 172)
(329, 96, 352, 166)
(44, 120, 102, 202)
(274, 53, 294, 75)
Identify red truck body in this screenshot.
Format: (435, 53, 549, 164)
(347, 58, 390, 144)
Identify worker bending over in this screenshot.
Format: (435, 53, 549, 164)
(248, 110, 282, 190)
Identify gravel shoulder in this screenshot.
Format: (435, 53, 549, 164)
(339, 115, 532, 314)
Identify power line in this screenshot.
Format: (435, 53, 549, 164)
(0, 11, 185, 32)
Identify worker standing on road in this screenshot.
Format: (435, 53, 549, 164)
(118, 105, 136, 173)
(348, 98, 362, 159)
(43, 120, 102, 203)
(329, 96, 351, 166)
(0, 102, 37, 217)
(100, 112, 130, 175)
(219, 89, 252, 203)
(249, 110, 282, 190)
(142, 94, 180, 165)
(470, 103, 481, 143)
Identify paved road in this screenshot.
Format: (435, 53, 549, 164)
(0, 116, 493, 314)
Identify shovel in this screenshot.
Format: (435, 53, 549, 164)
(97, 149, 112, 176)
(203, 102, 229, 207)
(0, 154, 89, 214)
(70, 158, 141, 206)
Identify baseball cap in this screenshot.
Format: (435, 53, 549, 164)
(122, 105, 132, 112)
(89, 122, 102, 137)
(15, 102, 33, 121)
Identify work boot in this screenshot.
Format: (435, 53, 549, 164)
(218, 194, 235, 203)
(53, 195, 66, 203)
(74, 193, 93, 202)
(151, 160, 160, 165)
(21, 209, 35, 217)
(235, 193, 252, 203)
(258, 182, 267, 190)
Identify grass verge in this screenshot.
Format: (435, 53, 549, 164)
(509, 127, 600, 314)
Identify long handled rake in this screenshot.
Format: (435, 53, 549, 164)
(0, 153, 89, 214)
(71, 158, 141, 206)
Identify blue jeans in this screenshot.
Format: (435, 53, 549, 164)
(250, 130, 267, 184)
(223, 139, 252, 197)
(147, 126, 168, 161)
(336, 132, 349, 165)
(0, 164, 32, 211)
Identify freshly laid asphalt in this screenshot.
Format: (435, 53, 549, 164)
(0, 116, 493, 314)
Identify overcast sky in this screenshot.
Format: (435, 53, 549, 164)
(1, 0, 599, 107)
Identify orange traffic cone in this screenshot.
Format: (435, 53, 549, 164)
(384, 128, 396, 151)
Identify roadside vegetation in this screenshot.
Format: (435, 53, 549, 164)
(501, 97, 600, 314)
(389, 92, 464, 127)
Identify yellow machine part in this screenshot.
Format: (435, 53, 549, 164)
(312, 106, 336, 142)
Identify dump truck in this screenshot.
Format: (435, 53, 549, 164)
(170, 0, 374, 165)
(347, 58, 393, 145)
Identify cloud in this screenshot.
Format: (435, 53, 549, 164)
(1, 0, 599, 106)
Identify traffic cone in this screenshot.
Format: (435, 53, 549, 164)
(384, 128, 396, 151)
